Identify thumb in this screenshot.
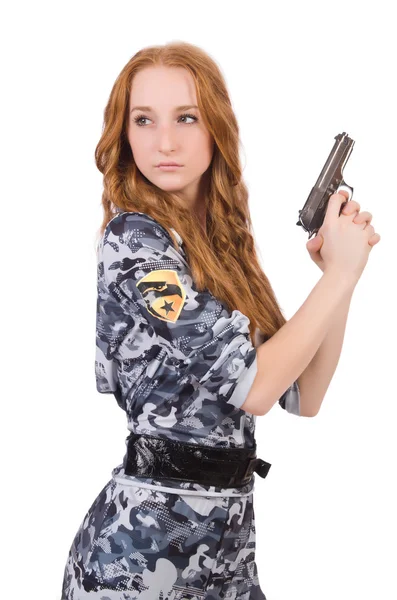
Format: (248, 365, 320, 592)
(306, 233, 323, 253)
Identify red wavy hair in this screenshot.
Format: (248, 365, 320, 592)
(94, 40, 287, 342)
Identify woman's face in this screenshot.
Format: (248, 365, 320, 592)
(127, 66, 214, 209)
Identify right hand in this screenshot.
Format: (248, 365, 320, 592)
(316, 191, 379, 284)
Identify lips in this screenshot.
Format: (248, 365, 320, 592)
(157, 163, 182, 167)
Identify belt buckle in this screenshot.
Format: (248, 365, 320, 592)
(241, 456, 258, 483)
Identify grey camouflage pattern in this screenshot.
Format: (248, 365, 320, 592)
(94, 212, 300, 495)
(60, 211, 300, 598)
(61, 478, 266, 599)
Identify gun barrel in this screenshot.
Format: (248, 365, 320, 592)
(314, 132, 355, 190)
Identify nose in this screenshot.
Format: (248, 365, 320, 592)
(156, 123, 178, 153)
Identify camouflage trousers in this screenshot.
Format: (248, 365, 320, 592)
(61, 473, 267, 599)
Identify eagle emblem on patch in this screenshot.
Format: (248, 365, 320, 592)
(136, 269, 186, 323)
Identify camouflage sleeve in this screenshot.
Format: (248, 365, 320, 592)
(99, 212, 264, 411)
(278, 380, 300, 415)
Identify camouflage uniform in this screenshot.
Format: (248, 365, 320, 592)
(61, 212, 300, 599)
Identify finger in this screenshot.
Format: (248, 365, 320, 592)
(369, 233, 381, 246)
(324, 193, 351, 224)
(353, 211, 373, 224)
(342, 200, 361, 214)
(338, 190, 350, 201)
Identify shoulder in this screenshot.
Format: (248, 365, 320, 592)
(101, 211, 184, 262)
(104, 211, 174, 245)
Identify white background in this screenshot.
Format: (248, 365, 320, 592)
(1, 1, 396, 599)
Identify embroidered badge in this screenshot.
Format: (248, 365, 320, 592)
(136, 269, 186, 323)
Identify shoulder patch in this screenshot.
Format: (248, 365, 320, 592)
(136, 269, 186, 323)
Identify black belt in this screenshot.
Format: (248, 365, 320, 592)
(123, 433, 271, 488)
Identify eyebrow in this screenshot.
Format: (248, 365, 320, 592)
(130, 104, 199, 113)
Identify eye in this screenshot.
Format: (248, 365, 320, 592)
(133, 115, 150, 126)
(178, 113, 198, 124)
(133, 113, 198, 127)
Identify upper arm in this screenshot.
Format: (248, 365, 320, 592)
(239, 327, 301, 416)
(239, 374, 301, 416)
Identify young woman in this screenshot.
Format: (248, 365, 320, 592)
(61, 41, 380, 600)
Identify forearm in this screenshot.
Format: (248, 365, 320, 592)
(297, 292, 353, 416)
(241, 269, 356, 416)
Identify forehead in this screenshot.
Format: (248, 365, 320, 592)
(130, 66, 197, 109)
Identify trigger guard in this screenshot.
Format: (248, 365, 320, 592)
(336, 183, 354, 202)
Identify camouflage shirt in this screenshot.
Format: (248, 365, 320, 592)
(95, 211, 300, 496)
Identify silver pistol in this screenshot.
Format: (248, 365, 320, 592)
(297, 132, 355, 239)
